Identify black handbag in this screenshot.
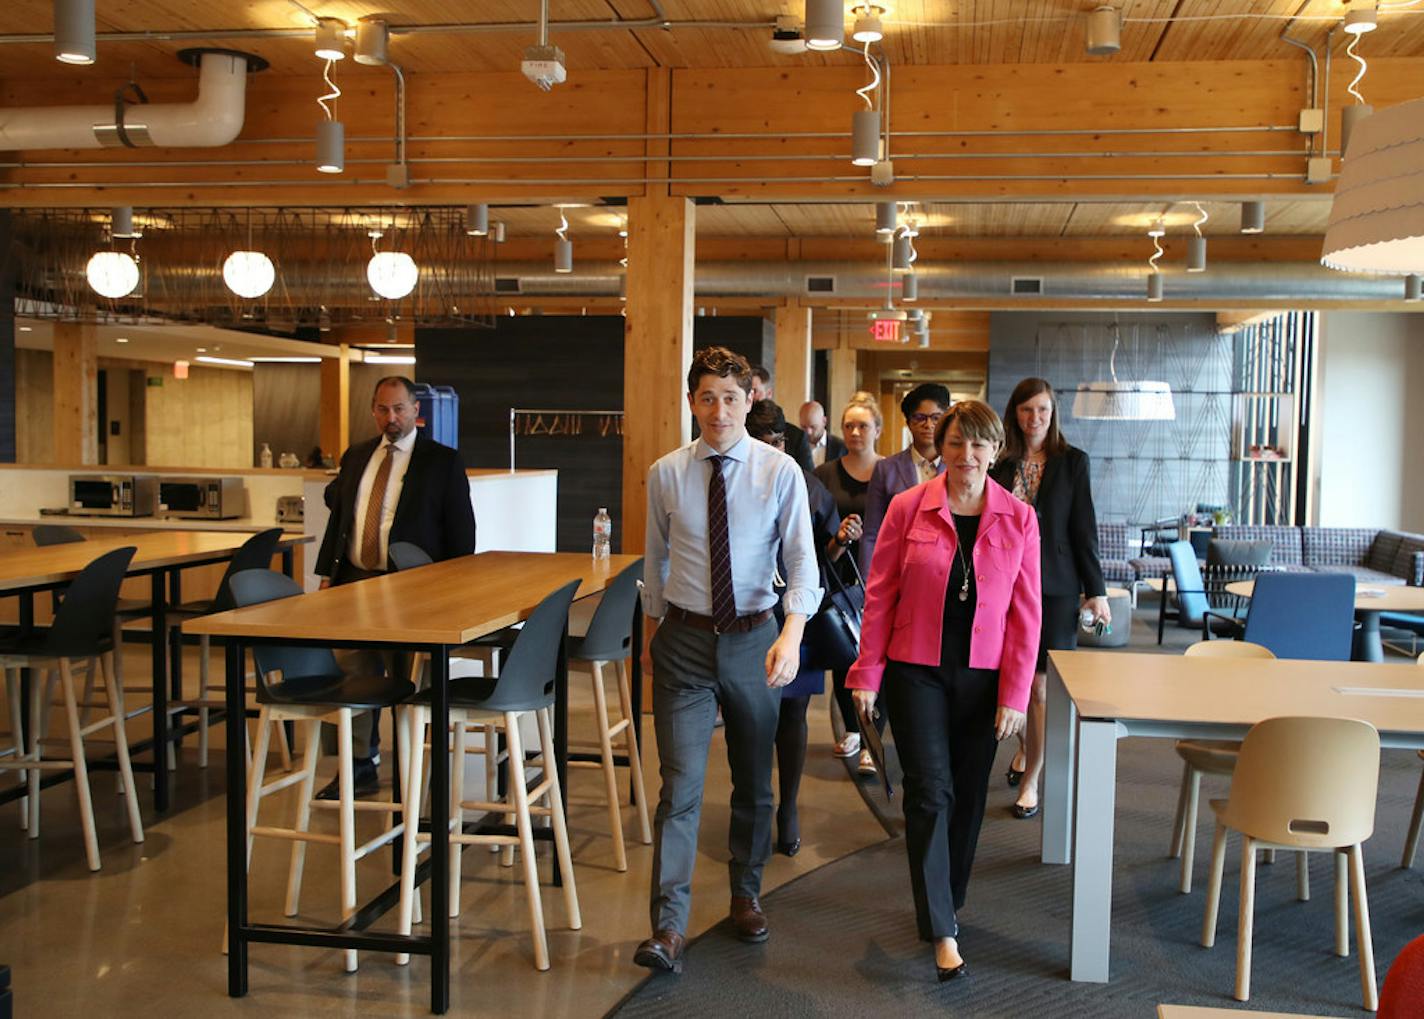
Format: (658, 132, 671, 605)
(802, 552, 866, 672)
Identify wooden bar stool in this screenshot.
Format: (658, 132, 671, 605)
(226, 569, 416, 973)
(1397, 654, 1424, 869)
(0, 546, 144, 871)
(566, 558, 649, 872)
(397, 579, 582, 972)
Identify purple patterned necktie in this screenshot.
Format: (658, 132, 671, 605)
(707, 455, 738, 632)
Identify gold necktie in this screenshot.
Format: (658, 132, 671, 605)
(359, 444, 395, 570)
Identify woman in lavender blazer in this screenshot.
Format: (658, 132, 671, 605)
(848, 399, 1041, 983)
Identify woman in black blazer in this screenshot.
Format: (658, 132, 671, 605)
(991, 378, 1110, 819)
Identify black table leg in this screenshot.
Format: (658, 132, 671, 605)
(168, 571, 184, 760)
(553, 632, 568, 888)
(150, 572, 170, 812)
(18, 594, 34, 751)
(281, 547, 294, 579)
(629, 606, 643, 804)
(429, 646, 450, 1015)
(225, 639, 249, 997)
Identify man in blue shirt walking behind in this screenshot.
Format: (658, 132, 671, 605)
(634, 347, 822, 974)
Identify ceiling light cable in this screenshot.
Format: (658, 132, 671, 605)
(317, 58, 340, 120)
(1345, 32, 1368, 104)
(856, 41, 880, 110)
(1190, 202, 1207, 236)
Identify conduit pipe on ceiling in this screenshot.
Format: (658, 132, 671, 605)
(0, 49, 261, 151)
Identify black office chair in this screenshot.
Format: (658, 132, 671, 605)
(396, 578, 582, 972)
(566, 558, 649, 871)
(386, 541, 432, 573)
(0, 546, 144, 870)
(227, 568, 416, 973)
(167, 528, 284, 767)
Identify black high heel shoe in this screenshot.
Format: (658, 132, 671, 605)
(937, 961, 968, 982)
(1005, 764, 1024, 787)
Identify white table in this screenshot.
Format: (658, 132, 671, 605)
(1042, 650, 1424, 982)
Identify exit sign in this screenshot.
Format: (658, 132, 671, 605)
(869, 318, 903, 343)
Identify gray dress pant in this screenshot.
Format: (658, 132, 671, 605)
(649, 614, 780, 935)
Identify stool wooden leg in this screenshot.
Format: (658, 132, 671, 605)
(337, 709, 358, 973)
(1348, 843, 1378, 1011)
(1295, 850, 1310, 902)
(1333, 849, 1349, 957)
(538, 706, 581, 930)
(483, 724, 500, 856)
(616, 660, 651, 844)
(448, 718, 467, 919)
(590, 661, 627, 872)
(7, 669, 26, 830)
(505, 712, 549, 971)
(197, 634, 210, 768)
(59, 658, 101, 871)
(396, 704, 427, 967)
(1235, 834, 1257, 1002)
(102, 652, 144, 844)
(1202, 823, 1228, 947)
(274, 718, 293, 771)
(1179, 768, 1201, 894)
(80, 656, 97, 726)
(284, 718, 321, 917)
(27, 669, 45, 838)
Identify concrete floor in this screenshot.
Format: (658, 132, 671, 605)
(0, 642, 889, 1018)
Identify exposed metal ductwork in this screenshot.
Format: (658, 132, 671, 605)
(488, 260, 1412, 303)
(0, 49, 263, 151)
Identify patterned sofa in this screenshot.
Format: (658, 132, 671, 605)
(1213, 525, 1424, 586)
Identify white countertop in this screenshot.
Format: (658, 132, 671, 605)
(0, 515, 302, 534)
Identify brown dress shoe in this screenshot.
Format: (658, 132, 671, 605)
(730, 895, 769, 943)
(634, 929, 686, 973)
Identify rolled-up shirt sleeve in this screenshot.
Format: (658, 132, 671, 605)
(641, 462, 671, 619)
(775, 461, 823, 617)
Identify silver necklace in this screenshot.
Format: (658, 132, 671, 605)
(950, 515, 971, 602)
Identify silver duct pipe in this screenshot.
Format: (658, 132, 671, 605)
(491, 260, 1408, 302)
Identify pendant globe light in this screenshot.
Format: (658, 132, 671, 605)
(86, 251, 140, 299)
(367, 251, 419, 300)
(222, 250, 276, 299)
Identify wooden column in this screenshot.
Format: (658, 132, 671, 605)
(52, 321, 98, 464)
(319, 344, 350, 461)
(827, 338, 859, 425)
(772, 302, 812, 411)
(622, 194, 695, 556)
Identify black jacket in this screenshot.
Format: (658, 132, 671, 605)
(316, 433, 476, 577)
(991, 445, 1106, 599)
(783, 422, 816, 473)
(823, 432, 848, 463)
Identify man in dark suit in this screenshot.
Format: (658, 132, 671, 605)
(798, 400, 847, 467)
(314, 375, 476, 795)
(859, 382, 953, 575)
(750, 365, 815, 472)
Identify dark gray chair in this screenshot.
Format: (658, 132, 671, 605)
(396, 578, 582, 972)
(0, 546, 144, 870)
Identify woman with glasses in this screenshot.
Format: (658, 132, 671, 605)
(860, 383, 954, 579)
(849, 400, 1040, 983)
(814, 392, 885, 772)
(990, 378, 1109, 820)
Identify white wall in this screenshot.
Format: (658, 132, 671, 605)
(1314, 312, 1424, 530)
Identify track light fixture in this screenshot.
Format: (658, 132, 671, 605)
(1085, 6, 1121, 57)
(54, 0, 96, 65)
(875, 201, 897, 236)
(901, 272, 918, 302)
(314, 54, 344, 173)
(850, 39, 883, 167)
(1240, 201, 1265, 234)
(1147, 217, 1166, 238)
(804, 0, 844, 51)
(314, 19, 347, 61)
(851, 4, 887, 43)
(354, 18, 389, 66)
(1147, 219, 1164, 301)
(110, 206, 139, 240)
(491, 221, 506, 243)
(465, 204, 489, 237)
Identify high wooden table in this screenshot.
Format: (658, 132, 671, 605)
(0, 529, 307, 812)
(1042, 650, 1424, 983)
(185, 551, 642, 1015)
(1226, 578, 1424, 662)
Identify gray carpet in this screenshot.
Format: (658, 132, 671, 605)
(612, 734, 1424, 1018)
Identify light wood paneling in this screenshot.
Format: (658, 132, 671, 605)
(15, 348, 53, 464)
(52, 322, 97, 465)
(142, 365, 253, 468)
(772, 303, 812, 409)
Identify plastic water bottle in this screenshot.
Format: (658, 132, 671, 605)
(593, 507, 611, 561)
(259, 442, 273, 469)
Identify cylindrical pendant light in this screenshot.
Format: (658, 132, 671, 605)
(901, 272, 918, 301)
(875, 201, 897, 236)
(1146, 273, 1164, 302)
(314, 19, 347, 61)
(1240, 201, 1265, 234)
(1085, 6, 1120, 56)
(892, 233, 912, 272)
(554, 237, 573, 273)
(491, 221, 506, 243)
(852, 15, 883, 43)
(111, 206, 137, 239)
(315, 119, 344, 173)
(804, 0, 844, 51)
(354, 19, 388, 66)
(1340, 104, 1373, 159)
(1187, 235, 1207, 272)
(1406, 275, 1422, 302)
(54, 0, 96, 65)
(851, 108, 881, 167)
(465, 204, 489, 236)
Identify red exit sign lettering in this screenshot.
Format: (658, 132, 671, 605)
(869, 318, 902, 343)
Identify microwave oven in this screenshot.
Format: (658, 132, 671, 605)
(159, 476, 247, 519)
(69, 474, 158, 517)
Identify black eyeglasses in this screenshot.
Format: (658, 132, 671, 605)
(909, 412, 943, 426)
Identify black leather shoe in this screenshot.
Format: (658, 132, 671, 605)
(937, 961, 968, 982)
(634, 929, 686, 973)
(1011, 802, 1039, 820)
(775, 838, 801, 858)
(315, 759, 381, 801)
(1005, 765, 1025, 787)
(730, 896, 769, 943)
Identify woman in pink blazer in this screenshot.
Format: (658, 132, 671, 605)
(848, 399, 1042, 983)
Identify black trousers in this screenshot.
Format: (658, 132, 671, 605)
(329, 559, 400, 760)
(883, 659, 1000, 939)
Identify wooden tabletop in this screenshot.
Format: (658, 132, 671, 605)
(1157, 1006, 1348, 1019)
(1050, 650, 1424, 736)
(1225, 578, 1424, 612)
(0, 530, 310, 593)
(185, 551, 643, 645)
